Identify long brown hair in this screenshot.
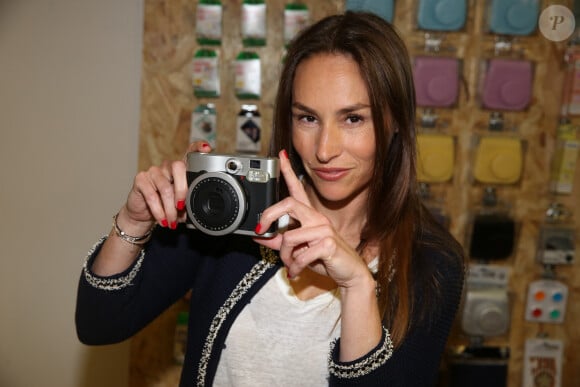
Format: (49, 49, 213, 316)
(270, 12, 464, 347)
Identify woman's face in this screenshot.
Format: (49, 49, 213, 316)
(291, 53, 376, 204)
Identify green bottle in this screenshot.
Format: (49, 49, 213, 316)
(173, 311, 189, 364)
(196, 0, 222, 46)
(192, 49, 220, 98)
(190, 103, 217, 148)
(284, 3, 309, 46)
(242, 0, 266, 47)
(234, 51, 261, 99)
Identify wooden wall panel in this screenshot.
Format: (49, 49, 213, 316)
(132, 1, 580, 386)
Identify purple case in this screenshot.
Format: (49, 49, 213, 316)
(413, 56, 460, 108)
(481, 59, 533, 111)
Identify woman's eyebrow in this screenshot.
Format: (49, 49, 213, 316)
(292, 102, 371, 115)
(291, 102, 317, 115)
(336, 104, 371, 115)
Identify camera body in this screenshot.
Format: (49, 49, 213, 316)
(537, 226, 575, 265)
(461, 286, 510, 338)
(185, 152, 279, 237)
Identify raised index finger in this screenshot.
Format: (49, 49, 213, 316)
(280, 149, 310, 205)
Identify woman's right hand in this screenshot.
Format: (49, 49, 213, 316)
(91, 141, 212, 276)
(120, 141, 212, 233)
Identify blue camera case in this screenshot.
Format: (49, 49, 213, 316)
(487, 0, 540, 36)
(346, 0, 395, 23)
(417, 0, 467, 31)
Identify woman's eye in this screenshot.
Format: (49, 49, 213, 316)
(296, 114, 316, 123)
(346, 115, 363, 124)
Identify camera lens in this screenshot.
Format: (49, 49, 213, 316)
(186, 172, 247, 236)
(204, 192, 226, 214)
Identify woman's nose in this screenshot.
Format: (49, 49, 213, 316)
(316, 124, 341, 162)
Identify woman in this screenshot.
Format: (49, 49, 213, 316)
(76, 11, 465, 386)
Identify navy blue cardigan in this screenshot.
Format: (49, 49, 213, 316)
(76, 225, 464, 386)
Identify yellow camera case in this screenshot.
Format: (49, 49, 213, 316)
(473, 137, 523, 184)
(417, 134, 455, 183)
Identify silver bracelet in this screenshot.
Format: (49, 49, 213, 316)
(83, 236, 146, 291)
(112, 213, 155, 245)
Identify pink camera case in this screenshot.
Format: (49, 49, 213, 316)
(480, 59, 533, 111)
(413, 56, 460, 108)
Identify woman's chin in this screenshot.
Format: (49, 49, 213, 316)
(312, 185, 369, 208)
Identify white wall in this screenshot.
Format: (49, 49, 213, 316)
(0, 1, 143, 386)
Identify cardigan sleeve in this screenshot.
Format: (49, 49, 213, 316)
(328, 248, 464, 386)
(75, 226, 204, 345)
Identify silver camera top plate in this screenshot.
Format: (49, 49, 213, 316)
(186, 152, 280, 180)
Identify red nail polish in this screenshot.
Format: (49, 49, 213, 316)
(170, 221, 177, 230)
(177, 200, 185, 210)
(255, 224, 262, 234)
(202, 143, 210, 148)
(282, 149, 288, 159)
(161, 219, 169, 227)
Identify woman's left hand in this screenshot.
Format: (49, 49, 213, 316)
(253, 150, 370, 289)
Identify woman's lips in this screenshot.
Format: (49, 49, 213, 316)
(312, 168, 349, 181)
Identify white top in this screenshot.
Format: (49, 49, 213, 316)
(213, 257, 379, 386)
(213, 267, 342, 386)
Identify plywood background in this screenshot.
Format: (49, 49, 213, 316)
(131, 1, 580, 386)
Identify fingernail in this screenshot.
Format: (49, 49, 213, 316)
(161, 219, 169, 227)
(177, 200, 185, 210)
(170, 221, 177, 230)
(254, 224, 262, 234)
(282, 149, 288, 159)
(202, 143, 210, 149)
